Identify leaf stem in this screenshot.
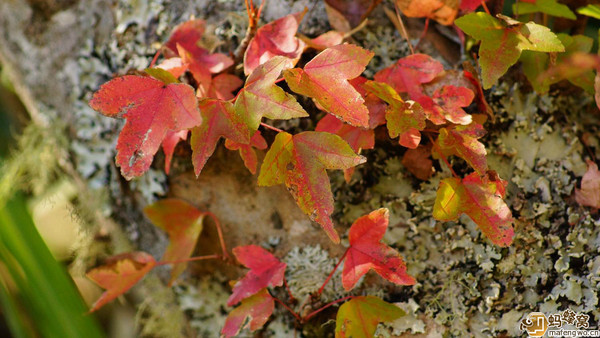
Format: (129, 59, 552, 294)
(149, 49, 161, 68)
(393, 4, 415, 55)
(202, 211, 230, 261)
(427, 133, 459, 178)
(283, 277, 296, 302)
(260, 122, 285, 133)
(317, 248, 349, 297)
(302, 296, 354, 322)
(273, 297, 302, 322)
(156, 254, 221, 266)
(481, 0, 491, 15)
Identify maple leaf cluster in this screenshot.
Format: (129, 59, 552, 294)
(83, 0, 600, 333)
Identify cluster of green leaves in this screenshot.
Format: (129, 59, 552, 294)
(86, 0, 600, 335)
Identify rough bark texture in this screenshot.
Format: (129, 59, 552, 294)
(2, 1, 600, 337)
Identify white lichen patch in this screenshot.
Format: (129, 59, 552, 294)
(284, 245, 345, 306)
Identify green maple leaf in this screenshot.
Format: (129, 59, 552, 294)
(513, 0, 576, 19)
(455, 12, 564, 89)
(335, 296, 405, 338)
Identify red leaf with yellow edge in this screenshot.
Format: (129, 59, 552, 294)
(455, 12, 564, 89)
(575, 160, 600, 209)
(363, 81, 426, 149)
(162, 130, 188, 175)
(190, 99, 252, 176)
(225, 130, 268, 175)
(258, 131, 366, 243)
(418, 85, 474, 125)
(143, 199, 205, 285)
(222, 289, 274, 338)
(395, 0, 459, 25)
(315, 114, 374, 183)
(284, 44, 374, 128)
(336, 296, 405, 338)
(374, 54, 444, 99)
(342, 208, 415, 290)
(89, 75, 202, 180)
(235, 56, 308, 131)
(227, 245, 286, 306)
(435, 122, 487, 175)
(244, 11, 307, 75)
(86, 252, 156, 312)
(433, 172, 514, 246)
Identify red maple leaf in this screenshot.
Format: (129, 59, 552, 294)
(190, 98, 252, 176)
(227, 245, 286, 306)
(222, 289, 274, 338)
(575, 160, 600, 209)
(342, 208, 415, 290)
(143, 199, 205, 285)
(89, 74, 202, 180)
(224, 130, 268, 175)
(244, 10, 307, 75)
(433, 172, 514, 246)
(258, 131, 366, 243)
(86, 252, 156, 312)
(284, 44, 374, 128)
(374, 54, 444, 99)
(162, 130, 188, 175)
(417, 85, 474, 125)
(164, 19, 233, 74)
(402, 145, 434, 181)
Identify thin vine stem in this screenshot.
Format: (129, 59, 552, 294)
(156, 254, 221, 266)
(317, 248, 349, 296)
(302, 296, 354, 322)
(481, 0, 491, 15)
(202, 211, 230, 260)
(283, 277, 296, 302)
(426, 133, 459, 178)
(273, 297, 302, 322)
(260, 122, 285, 133)
(393, 4, 415, 55)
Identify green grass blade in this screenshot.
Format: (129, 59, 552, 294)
(0, 194, 104, 338)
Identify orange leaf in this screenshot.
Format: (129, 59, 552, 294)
(396, 0, 459, 25)
(86, 252, 156, 312)
(143, 199, 205, 285)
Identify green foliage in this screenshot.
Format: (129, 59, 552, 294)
(0, 194, 103, 337)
